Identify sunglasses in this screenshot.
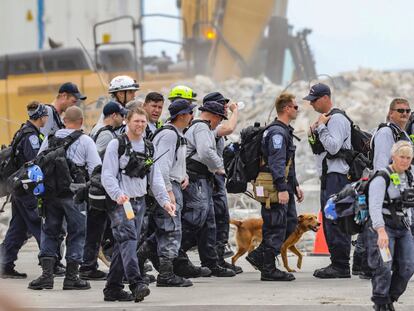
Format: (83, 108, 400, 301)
(288, 105, 299, 110)
(392, 108, 411, 114)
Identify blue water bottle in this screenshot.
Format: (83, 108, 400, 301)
(324, 197, 337, 220)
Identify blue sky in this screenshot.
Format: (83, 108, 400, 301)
(145, 0, 414, 75)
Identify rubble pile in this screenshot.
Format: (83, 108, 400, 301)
(2, 69, 414, 252)
(190, 68, 414, 184)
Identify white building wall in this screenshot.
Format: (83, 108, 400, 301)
(0, 0, 141, 54)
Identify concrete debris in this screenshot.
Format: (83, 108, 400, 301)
(2, 69, 414, 249)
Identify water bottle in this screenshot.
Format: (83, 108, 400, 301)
(358, 194, 367, 209)
(123, 200, 135, 220)
(379, 246, 392, 263)
(324, 197, 337, 220)
(237, 101, 245, 111)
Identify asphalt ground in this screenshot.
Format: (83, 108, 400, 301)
(1, 239, 414, 310)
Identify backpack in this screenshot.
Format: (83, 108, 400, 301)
(328, 167, 413, 235)
(370, 122, 408, 164)
(88, 134, 155, 211)
(224, 121, 289, 194)
(0, 124, 37, 197)
(34, 130, 83, 198)
(311, 109, 372, 183)
(405, 112, 414, 139)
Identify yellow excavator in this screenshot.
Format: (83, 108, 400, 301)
(0, 0, 316, 144)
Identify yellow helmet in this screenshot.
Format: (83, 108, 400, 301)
(168, 85, 197, 101)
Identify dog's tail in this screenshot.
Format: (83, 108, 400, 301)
(230, 219, 243, 228)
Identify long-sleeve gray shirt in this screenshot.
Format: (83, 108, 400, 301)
(40, 105, 63, 137)
(185, 121, 223, 172)
(38, 129, 101, 176)
(101, 136, 170, 207)
(372, 123, 411, 172)
(152, 125, 187, 191)
(94, 128, 116, 157)
(315, 112, 351, 176)
(368, 169, 411, 229)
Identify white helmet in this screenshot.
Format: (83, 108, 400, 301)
(108, 75, 139, 93)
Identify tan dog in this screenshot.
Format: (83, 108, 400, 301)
(230, 214, 320, 272)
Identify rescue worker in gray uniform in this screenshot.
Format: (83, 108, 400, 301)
(148, 99, 196, 287)
(304, 83, 353, 279)
(203, 92, 242, 273)
(29, 106, 101, 291)
(41, 82, 86, 275)
(79, 101, 127, 281)
(176, 101, 236, 278)
(42, 82, 86, 136)
(353, 98, 412, 279)
(101, 107, 174, 302)
(367, 141, 414, 311)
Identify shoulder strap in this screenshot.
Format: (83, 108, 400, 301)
(406, 169, 413, 187)
(117, 134, 128, 158)
(63, 130, 84, 150)
(145, 126, 154, 140)
(151, 124, 181, 154)
(186, 120, 211, 159)
(327, 108, 353, 126)
(187, 119, 211, 131)
(93, 125, 115, 142)
(46, 104, 65, 129)
(143, 138, 154, 158)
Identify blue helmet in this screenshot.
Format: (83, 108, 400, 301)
(26, 164, 45, 196)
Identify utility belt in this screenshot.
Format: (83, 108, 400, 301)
(129, 196, 144, 203)
(251, 159, 292, 209)
(382, 203, 410, 230)
(186, 158, 213, 180)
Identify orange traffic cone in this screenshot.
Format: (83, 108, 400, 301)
(310, 211, 330, 256)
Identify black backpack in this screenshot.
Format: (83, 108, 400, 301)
(0, 125, 37, 197)
(34, 130, 83, 198)
(316, 109, 372, 182)
(224, 121, 284, 193)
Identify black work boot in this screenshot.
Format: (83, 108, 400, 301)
(217, 245, 243, 274)
(246, 247, 264, 272)
(261, 252, 295, 281)
(157, 257, 193, 287)
(220, 260, 243, 274)
(137, 241, 160, 272)
(63, 262, 91, 290)
(28, 257, 55, 290)
(313, 264, 350, 279)
(173, 255, 212, 278)
(79, 269, 107, 280)
(373, 303, 392, 311)
(54, 261, 66, 277)
(130, 283, 150, 303)
(103, 288, 134, 302)
(208, 264, 236, 277)
(1, 265, 27, 279)
(223, 243, 235, 258)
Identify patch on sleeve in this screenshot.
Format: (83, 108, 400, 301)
(272, 134, 283, 149)
(29, 135, 40, 149)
